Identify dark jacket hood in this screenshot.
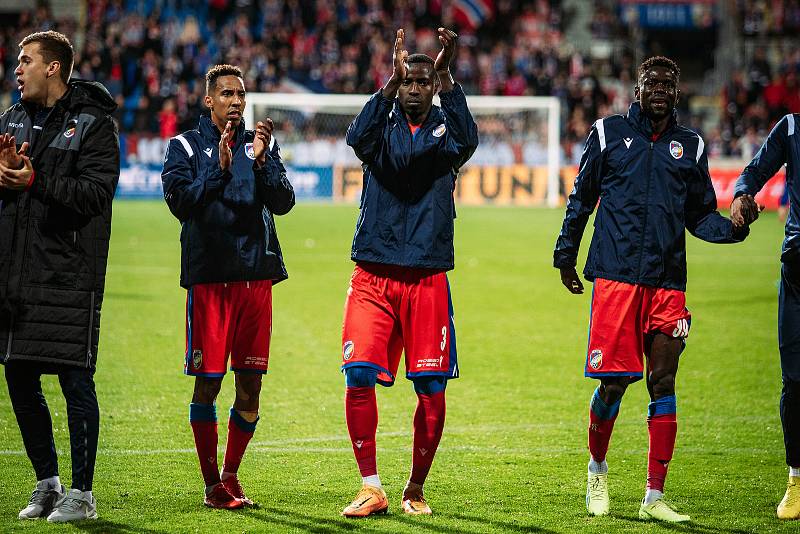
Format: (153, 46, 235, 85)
(65, 80, 117, 113)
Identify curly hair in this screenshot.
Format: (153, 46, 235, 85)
(205, 64, 243, 94)
(637, 56, 680, 81)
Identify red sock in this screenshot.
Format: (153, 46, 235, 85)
(410, 391, 446, 485)
(222, 409, 257, 475)
(345, 386, 378, 477)
(647, 413, 677, 491)
(588, 410, 617, 462)
(190, 421, 220, 486)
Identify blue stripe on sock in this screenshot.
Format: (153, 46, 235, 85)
(648, 395, 677, 417)
(590, 387, 621, 420)
(229, 407, 258, 433)
(189, 402, 217, 423)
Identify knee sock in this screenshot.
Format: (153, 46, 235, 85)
(646, 395, 677, 493)
(345, 386, 379, 481)
(410, 390, 446, 486)
(588, 387, 621, 468)
(190, 403, 220, 487)
(222, 408, 258, 478)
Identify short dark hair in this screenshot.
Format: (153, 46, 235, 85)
(405, 54, 435, 67)
(637, 56, 681, 82)
(205, 64, 243, 94)
(19, 31, 74, 84)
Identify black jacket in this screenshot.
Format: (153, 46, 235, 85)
(0, 80, 120, 369)
(346, 84, 479, 270)
(554, 102, 746, 291)
(161, 115, 294, 288)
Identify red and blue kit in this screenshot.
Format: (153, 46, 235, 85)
(185, 280, 273, 377)
(586, 278, 691, 379)
(341, 263, 458, 386)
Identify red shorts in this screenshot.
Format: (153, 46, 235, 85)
(341, 262, 458, 386)
(586, 278, 691, 379)
(184, 280, 273, 377)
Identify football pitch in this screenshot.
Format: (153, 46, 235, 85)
(0, 200, 792, 533)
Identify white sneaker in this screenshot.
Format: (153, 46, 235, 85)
(46, 489, 98, 522)
(18, 481, 65, 519)
(586, 472, 610, 516)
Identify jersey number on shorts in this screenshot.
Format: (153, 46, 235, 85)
(440, 326, 447, 351)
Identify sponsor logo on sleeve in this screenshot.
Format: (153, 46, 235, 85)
(589, 349, 603, 370)
(669, 140, 684, 159)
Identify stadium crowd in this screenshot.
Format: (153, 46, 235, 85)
(0, 1, 798, 165)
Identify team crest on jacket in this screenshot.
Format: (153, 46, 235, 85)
(589, 349, 603, 369)
(433, 124, 446, 137)
(63, 126, 76, 138)
(245, 143, 255, 159)
(669, 140, 684, 159)
(192, 349, 202, 369)
(343, 340, 354, 360)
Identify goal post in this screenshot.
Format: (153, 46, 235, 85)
(245, 93, 562, 207)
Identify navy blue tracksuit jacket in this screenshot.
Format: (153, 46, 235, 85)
(346, 84, 479, 270)
(161, 115, 295, 288)
(735, 114, 800, 262)
(554, 102, 746, 291)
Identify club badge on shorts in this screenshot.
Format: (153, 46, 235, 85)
(669, 140, 684, 159)
(245, 143, 255, 159)
(343, 340, 354, 360)
(192, 349, 203, 369)
(589, 349, 603, 370)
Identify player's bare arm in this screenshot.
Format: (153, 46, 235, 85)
(382, 29, 408, 99)
(253, 118, 274, 167)
(559, 266, 584, 295)
(434, 27, 457, 93)
(219, 120, 233, 170)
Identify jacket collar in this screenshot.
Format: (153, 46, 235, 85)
(198, 114, 246, 146)
(393, 101, 441, 130)
(626, 101, 678, 138)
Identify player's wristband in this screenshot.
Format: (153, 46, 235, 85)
(24, 170, 35, 191)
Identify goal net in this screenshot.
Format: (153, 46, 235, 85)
(245, 93, 562, 207)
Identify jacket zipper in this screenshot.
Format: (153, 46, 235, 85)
(86, 291, 95, 367)
(635, 141, 655, 281)
(3, 313, 13, 363)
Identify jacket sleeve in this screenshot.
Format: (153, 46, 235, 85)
(254, 138, 295, 216)
(345, 91, 392, 164)
(161, 136, 231, 222)
(685, 145, 748, 243)
(28, 114, 120, 217)
(553, 126, 604, 268)
(438, 83, 479, 171)
(735, 114, 790, 197)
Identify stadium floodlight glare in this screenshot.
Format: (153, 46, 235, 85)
(246, 92, 562, 207)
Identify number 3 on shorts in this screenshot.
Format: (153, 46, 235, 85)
(440, 326, 447, 351)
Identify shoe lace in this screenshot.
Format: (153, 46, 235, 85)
(226, 478, 245, 499)
(588, 477, 606, 499)
(28, 489, 52, 506)
(57, 495, 84, 513)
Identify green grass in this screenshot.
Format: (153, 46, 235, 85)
(0, 201, 792, 532)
